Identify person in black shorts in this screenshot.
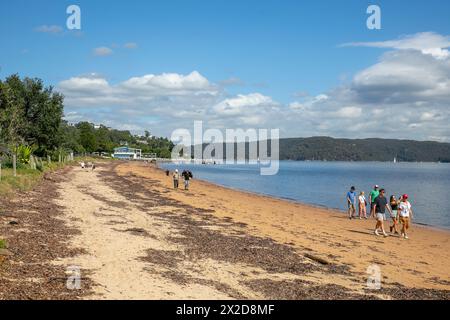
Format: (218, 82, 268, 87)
(182, 170, 192, 190)
(373, 188, 393, 237)
(369, 185, 380, 218)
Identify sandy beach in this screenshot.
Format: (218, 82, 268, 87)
(1, 160, 449, 299)
(122, 162, 450, 292)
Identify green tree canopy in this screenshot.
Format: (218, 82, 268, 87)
(0, 74, 63, 155)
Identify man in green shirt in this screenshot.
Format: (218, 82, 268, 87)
(369, 185, 380, 218)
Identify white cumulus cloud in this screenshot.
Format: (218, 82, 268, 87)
(341, 32, 450, 59)
(93, 47, 113, 56)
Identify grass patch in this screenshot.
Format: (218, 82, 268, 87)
(0, 156, 116, 196)
(0, 160, 73, 195)
(0, 167, 43, 194)
(0, 239, 7, 249)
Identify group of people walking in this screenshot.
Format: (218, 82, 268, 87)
(79, 161, 95, 171)
(170, 169, 193, 190)
(346, 185, 413, 239)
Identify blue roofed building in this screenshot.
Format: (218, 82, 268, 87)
(112, 146, 142, 160)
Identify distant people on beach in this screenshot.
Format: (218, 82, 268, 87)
(369, 185, 380, 218)
(399, 194, 413, 239)
(79, 161, 96, 171)
(346, 186, 357, 219)
(358, 191, 367, 219)
(373, 188, 392, 237)
(173, 169, 179, 189)
(182, 170, 193, 190)
(389, 195, 400, 235)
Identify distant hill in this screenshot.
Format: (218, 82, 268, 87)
(189, 137, 450, 162)
(278, 137, 450, 162)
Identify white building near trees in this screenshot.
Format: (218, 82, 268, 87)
(112, 146, 142, 160)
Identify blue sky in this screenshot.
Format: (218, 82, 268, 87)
(1, 0, 450, 141)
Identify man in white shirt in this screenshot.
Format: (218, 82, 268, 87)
(173, 169, 179, 189)
(398, 194, 413, 239)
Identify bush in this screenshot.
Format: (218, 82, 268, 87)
(0, 156, 27, 169)
(15, 145, 33, 164)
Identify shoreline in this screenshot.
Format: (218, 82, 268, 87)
(155, 162, 450, 233)
(157, 159, 450, 163)
(130, 161, 450, 292)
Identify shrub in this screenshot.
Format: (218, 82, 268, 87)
(15, 145, 33, 164)
(0, 156, 27, 169)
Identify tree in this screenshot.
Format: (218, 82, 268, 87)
(95, 125, 113, 152)
(22, 78, 64, 155)
(0, 75, 64, 155)
(76, 122, 98, 152)
(0, 75, 26, 147)
(58, 121, 85, 153)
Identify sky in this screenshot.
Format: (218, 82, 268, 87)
(1, 0, 450, 141)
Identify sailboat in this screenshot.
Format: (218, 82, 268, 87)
(393, 157, 397, 163)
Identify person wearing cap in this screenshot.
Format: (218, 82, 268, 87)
(172, 169, 179, 189)
(346, 186, 357, 219)
(399, 194, 413, 239)
(369, 185, 380, 218)
(373, 188, 392, 237)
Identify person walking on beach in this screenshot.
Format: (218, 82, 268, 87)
(389, 195, 400, 235)
(399, 194, 413, 239)
(347, 186, 357, 219)
(173, 169, 179, 189)
(373, 188, 392, 237)
(358, 191, 368, 219)
(369, 185, 380, 218)
(182, 170, 192, 190)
